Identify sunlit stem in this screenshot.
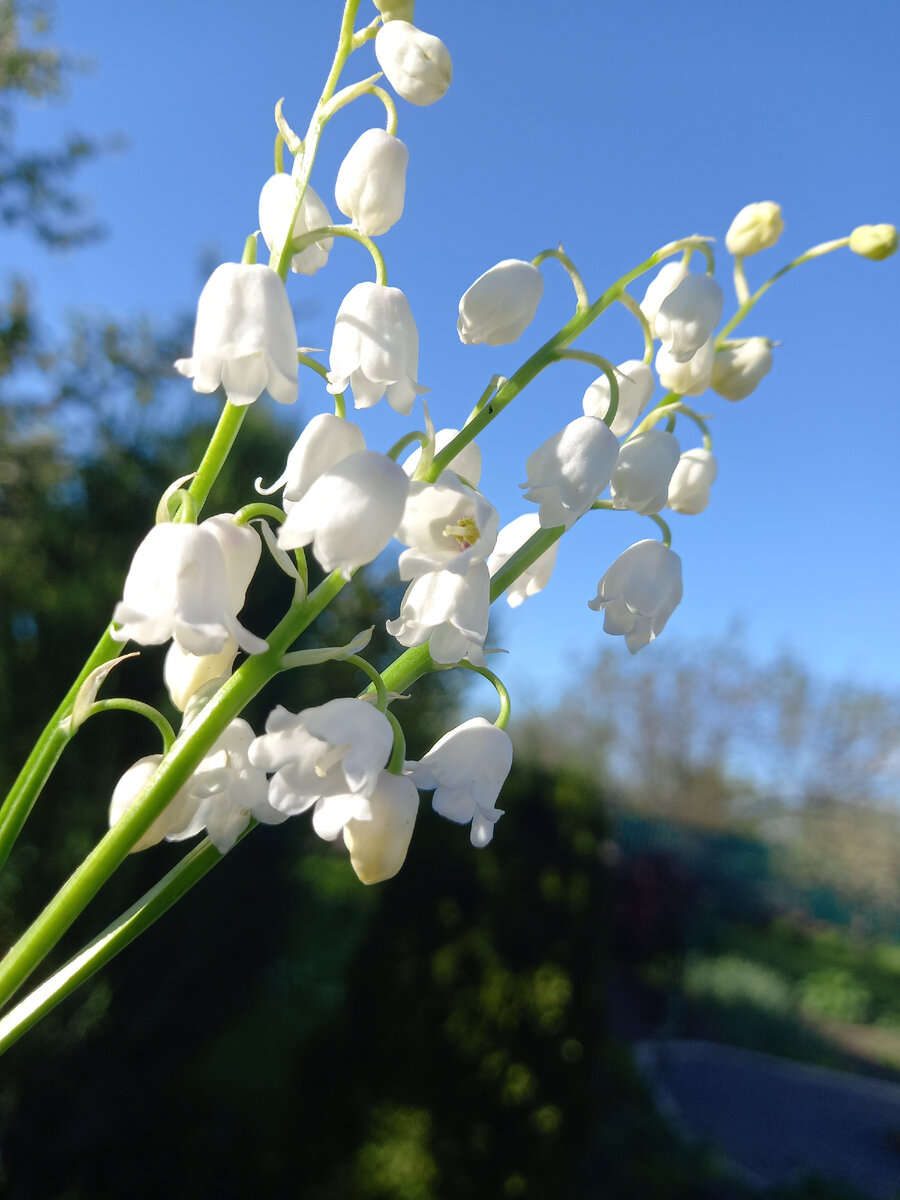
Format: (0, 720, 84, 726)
(241, 234, 258, 266)
(297, 353, 346, 416)
(648, 513, 672, 547)
(554, 349, 620, 428)
(617, 291, 654, 364)
(290, 225, 387, 286)
(465, 374, 506, 424)
(732, 256, 750, 305)
(532, 245, 590, 312)
(628, 390, 680, 439)
(186, 402, 248, 512)
(387, 430, 427, 462)
(274, 98, 303, 156)
(345, 654, 388, 712)
(359, 82, 398, 136)
(718, 237, 850, 342)
(459, 663, 511, 730)
(351, 14, 382, 49)
(233, 502, 286, 526)
(80, 699, 176, 754)
(385, 711, 406, 775)
(274, 131, 285, 174)
(489, 525, 564, 605)
(629, 398, 712, 450)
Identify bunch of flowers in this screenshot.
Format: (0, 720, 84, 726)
(0, 0, 894, 1051)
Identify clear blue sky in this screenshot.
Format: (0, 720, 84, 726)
(8, 1, 899, 704)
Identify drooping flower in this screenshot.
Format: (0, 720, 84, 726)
(610, 430, 681, 514)
(640, 260, 689, 336)
(395, 474, 499, 579)
(725, 201, 784, 257)
(327, 281, 427, 414)
(375, 20, 452, 106)
(164, 636, 238, 712)
(457, 259, 544, 347)
(521, 415, 620, 529)
(655, 336, 715, 396)
(711, 338, 773, 401)
(277, 413, 366, 511)
(667, 447, 717, 514)
(402, 428, 482, 486)
(486, 512, 559, 608)
(409, 717, 512, 847)
(112, 517, 267, 656)
(849, 223, 899, 261)
(387, 561, 490, 665)
(258, 172, 334, 275)
(582, 359, 655, 437)
(655, 274, 724, 363)
(335, 128, 409, 237)
(278, 450, 408, 580)
(588, 539, 683, 653)
(108, 755, 201, 853)
(342, 771, 419, 884)
(174, 263, 298, 406)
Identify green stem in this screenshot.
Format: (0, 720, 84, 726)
(297, 354, 346, 416)
(186, 401, 248, 513)
(532, 246, 590, 311)
(465, 374, 505, 424)
(385, 711, 406, 775)
(233, 502, 286, 526)
(289, 225, 387, 286)
(489, 526, 564, 605)
(345, 654, 388, 712)
(617, 291, 654, 364)
(386, 430, 427, 461)
(459, 663, 511, 730)
(648, 513, 672, 547)
(82, 700, 176, 754)
(555, 349, 620, 427)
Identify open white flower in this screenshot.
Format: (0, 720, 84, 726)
(335, 129, 409, 237)
(655, 336, 715, 396)
(259, 169, 334, 275)
(387, 561, 490, 666)
(655, 274, 723, 363)
(667, 447, 717, 514)
(487, 512, 559, 608)
(610, 430, 681, 515)
(521, 415, 619, 529)
(582, 360, 655, 437)
(375, 20, 452, 106)
(457, 259, 544, 347)
(276, 413, 366, 511)
(409, 717, 512, 848)
(327, 282, 427, 415)
(588, 539, 683, 653)
(342, 771, 419, 884)
(174, 263, 298, 406)
(278, 450, 408, 580)
(396, 474, 499, 579)
(711, 338, 773, 401)
(112, 518, 267, 656)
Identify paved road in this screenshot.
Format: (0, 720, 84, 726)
(636, 1039, 900, 1198)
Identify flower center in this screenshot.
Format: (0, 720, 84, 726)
(442, 516, 480, 552)
(315, 742, 350, 778)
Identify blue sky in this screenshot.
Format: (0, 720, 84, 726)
(8, 0, 899, 706)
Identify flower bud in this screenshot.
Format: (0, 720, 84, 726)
(849, 224, 898, 262)
(457, 259, 543, 347)
(521, 415, 620, 529)
(711, 338, 773, 401)
(667, 447, 717, 515)
(610, 430, 681, 515)
(375, 20, 451, 106)
(109, 756, 200, 852)
(164, 637, 238, 712)
(582, 360, 655, 437)
(655, 337, 715, 397)
(640, 260, 689, 337)
(258, 173, 334, 276)
(343, 772, 419, 884)
(725, 201, 784, 257)
(588, 540, 683, 654)
(655, 274, 723, 363)
(335, 129, 409, 237)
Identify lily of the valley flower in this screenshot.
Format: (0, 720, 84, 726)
(655, 274, 724, 363)
(374, 20, 452, 106)
(486, 513, 559, 608)
(457, 259, 544, 347)
(588, 539, 683, 653)
(667, 447, 717, 514)
(335, 129, 409, 237)
(582, 359, 655, 437)
(849, 223, 899, 261)
(725, 201, 784, 257)
(112, 517, 267, 656)
(342, 771, 420, 884)
(164, 636, 238, 712)
(610, 430, 681, 515)
(521, 415, 620, 529)
(387, 561, 490, 665)
(258, 171, 334, 275)
(327, 282, 427, 415)
(278, 450, 409, 580)
(278, 413, 366, 510)
(655, 336, 715, 396)
(174, 263, 298, 406)
(409, 717, 512, 848)
(711, 338, 773, 401)
(640, 260, 689, 337)
(396, 474, 499, 578)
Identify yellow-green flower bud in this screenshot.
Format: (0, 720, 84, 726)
(374, 0, 415, 21)
(725, 201, 784, 257)
(849, 224, 898, 262)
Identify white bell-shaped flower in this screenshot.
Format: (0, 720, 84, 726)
(402, 428, 482, 487)
(667, 447, 717, 515)
(342, 770, 420, 884)
(277, 413, 366, 511)
(335, 128, 409, 237)
(610, 430, 681, 515)
(259, 171, 334, 275)
(375, 20, 452, 106)
(396, 474, 499, 579)
(112, 518, 267, 657)
(409, 717, 512, 848)
(582, 360, 655, 437)
(278, 450, 409, 580)
(655, 336, 715, 396)
(849, 223, 899, 261)
(174, 263, 298, 406)
(725, 201, 784, 257)
(521, 415, 619, 529)
(164, 636, 238, 712)
(457, 259, 543, 347)
(711, 338, 773, 401)
(588, 539, 683, 654)
(109, 755, 202, 853)
(486, 512, 559, 608)
(387, 561, 490, 666)
(327, 281, 427, 415)
(249, 699, 394, 836)
(639, 260, 689, 337)
(655, 274, 724, 363)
